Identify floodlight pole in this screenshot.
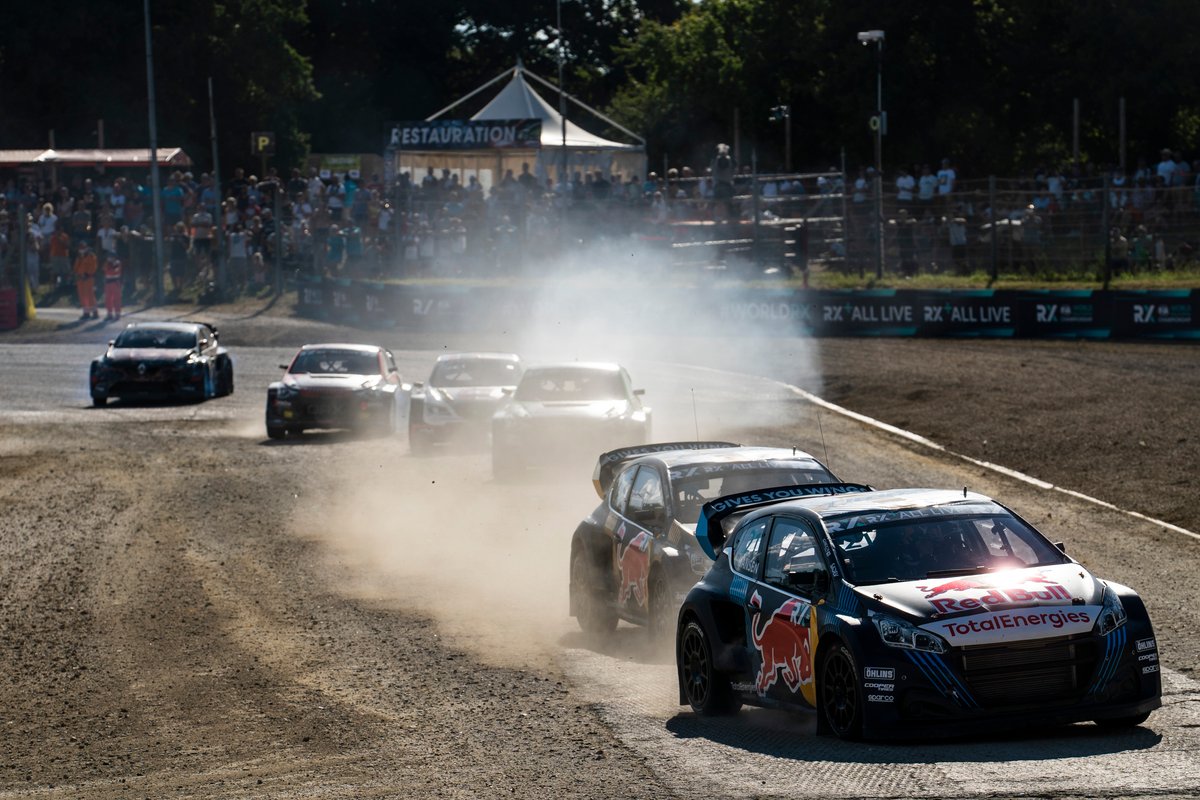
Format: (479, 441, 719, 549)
(557, 0, 568, 188)
(858, 29, 886, 279)
(144, 0, 166, 304)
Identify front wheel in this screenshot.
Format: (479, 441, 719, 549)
(217, 357, 234, 396)
(92, 394, 107, 408)
(679, 620, 740, 715)
(267, 425, 286, 440)
(571, 550, 617, 634)
(819, 644, 863, 740)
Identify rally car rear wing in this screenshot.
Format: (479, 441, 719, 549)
(591, 441, 739, 497)
(694, 482, 874, 560)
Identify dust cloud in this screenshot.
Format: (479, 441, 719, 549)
(293, 240, 823, 673)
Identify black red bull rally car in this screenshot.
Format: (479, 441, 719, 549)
(676, 485, 1161, 740)
(569, 442, 840, 637)
(89, 321, 233, 406)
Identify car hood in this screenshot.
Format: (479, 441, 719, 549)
(107, 348, 194, 362)
(286, 373, 381, 391)
(859, 564, 1107, 646)
(432, 386, 510, 404)
(501, 399, 632, 419)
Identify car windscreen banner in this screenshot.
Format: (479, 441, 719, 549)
(592, 442, 739, 497)
(387, 119, 543, 150)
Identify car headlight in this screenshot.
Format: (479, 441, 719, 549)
(1095, 585, 1127, 636)
(276, 384, 299, 400)
(871, 612, 948, 654)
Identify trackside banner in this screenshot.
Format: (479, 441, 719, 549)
(292, 278, 1200, 340)
(386, 119, 542, 150)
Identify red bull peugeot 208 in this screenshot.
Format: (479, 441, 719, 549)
(676, 485, 1161, 740)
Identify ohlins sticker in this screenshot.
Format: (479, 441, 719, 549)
(617, 530, 652, 608)
(864, 667, 894, 680)
(924, 607, 1100, 646)
(1136, 638, 1157, 652)
(749, 591, 814, 696)
(917, 574, 1072, 614)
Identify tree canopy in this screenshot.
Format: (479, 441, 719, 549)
(0, 0, 1196, 178)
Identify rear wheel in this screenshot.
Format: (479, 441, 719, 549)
(216, 357, 234, 396)
(679, 620, 740, 715)
(819, 644, 863, 740)
(92, 394, 107, 407)
(267, 425, 286, 440)
(571, 550, 617, 634)
(648, 571, 675, 641)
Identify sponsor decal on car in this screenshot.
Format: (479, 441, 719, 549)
(1142, 664, 1160, 674)
(924, 606, 1099, 646)
(1136, 637, 1157, 653)
(1138, 653, 1159, 663)
(864, 667, 895, 680)
(617, 530, 652, 608)
(866, 694, 895, 703)
(864, 682, 894, 692)
(749, 591, 815, 700)
(917, 573, 1073, 614)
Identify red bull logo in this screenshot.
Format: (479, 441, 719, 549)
(917, 574, 1070, 614)
(750, 592, 814, 695)
(617, 531, 652, 608)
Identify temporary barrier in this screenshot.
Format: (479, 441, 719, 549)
(291, 278, 1200, 340)
(0, 288, 18, 330)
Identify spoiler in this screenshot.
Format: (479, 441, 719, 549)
(694, 482, 874, 560)
(592, 441, 739, 497)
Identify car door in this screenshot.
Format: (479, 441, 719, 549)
(743, 515, 827, 709)
(613, 465, 666, 617)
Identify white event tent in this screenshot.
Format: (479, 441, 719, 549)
(391, 62, 646, 194)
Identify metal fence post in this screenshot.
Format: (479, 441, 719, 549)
(1102, 173, 1111, 289)
(989, 176, 998, 282)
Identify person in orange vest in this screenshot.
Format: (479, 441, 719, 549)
(73, 241, 99, 319)
(102, 253, 124, 321)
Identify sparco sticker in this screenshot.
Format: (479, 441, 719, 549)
(866, 694, 895, 703)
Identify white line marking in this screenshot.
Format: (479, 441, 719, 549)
(781, 382, 1200, 543)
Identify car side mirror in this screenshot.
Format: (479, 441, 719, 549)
(786, 569, 829, 594)
(1054, 541, 1067, 553)
(108, 339, 115, 347)
(278, 364, 290, 370)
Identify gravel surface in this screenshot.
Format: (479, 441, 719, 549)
(1, 297, 1196, 797)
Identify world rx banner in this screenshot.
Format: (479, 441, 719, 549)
(387, 120, 543, 150)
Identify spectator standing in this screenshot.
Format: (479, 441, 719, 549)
(936, 158, 957, 204)
(48, 225, 72, 286)
(190, 205, 215, 278)
(227, 223, 249, 289)
(895, 168, 915, 208)
(73, 241, 98, 318)
(102, 254, 123, 320)
(168, 221, 190, 292)
(917, 164, 937, 209)
(25, 217, 43, 290)
(96, 218, 119, 264)
(326, 175, 346, 221)
(711, 143, 736, 220)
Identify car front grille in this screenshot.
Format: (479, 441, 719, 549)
(957, 635, 1099, 708)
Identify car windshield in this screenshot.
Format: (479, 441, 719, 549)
(513, 368, 625, 402)
(674, 468, 836, 524)
(290, 349, 380, 375)
(431, 359, 521, 387)
(114, 328, 197, 349)
(829, 514, 1069, 585)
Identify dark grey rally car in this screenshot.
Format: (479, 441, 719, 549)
(89, 321, 233, 406)
(569, 441, 840, 637)
(266, 343, 406, 439)
(677, 485, 1161, 740)
(408, 352, 522, 454)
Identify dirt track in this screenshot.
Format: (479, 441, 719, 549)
(1, 302, 1197, 797)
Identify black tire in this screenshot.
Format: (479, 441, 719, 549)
(679, 619, 740, 715)
(571, 550, 617, 634)
(819, 644, 864, 740)
(217, 358, 234, 397)
(647, 571, 675, 641)
(1095, 712, 1151, 729)
(92, 394, 107, 407)
(267, 425, 286, 440)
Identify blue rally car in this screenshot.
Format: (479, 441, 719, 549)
(675, 485, 1161, 740)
